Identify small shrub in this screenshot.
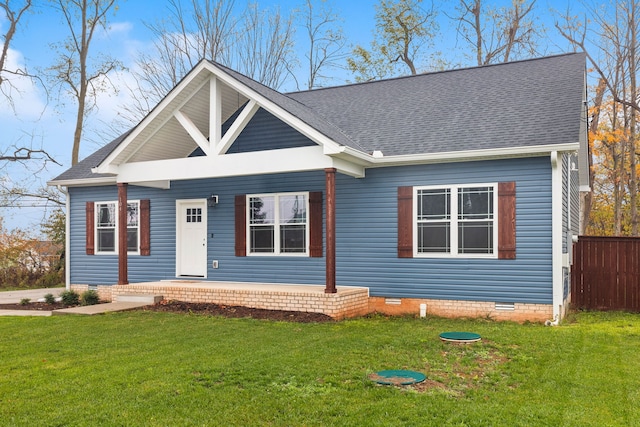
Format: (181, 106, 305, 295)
(19, 298, 31, 306)
(44, 293, 56, 304)
(35, 270, 64, 288)
(80, 290, 100, 306)
(60, 290, 80, 306)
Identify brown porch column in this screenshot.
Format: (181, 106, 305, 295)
(118, 182, 128, 285)
(325, 168, 336, 293)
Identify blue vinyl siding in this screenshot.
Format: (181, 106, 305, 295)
(69, 157, 553, 304)
(225, 108, 316, 153)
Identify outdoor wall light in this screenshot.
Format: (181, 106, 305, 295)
(207, 195, 219, 207)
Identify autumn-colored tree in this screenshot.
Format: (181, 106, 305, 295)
(557, 0, 640, 236)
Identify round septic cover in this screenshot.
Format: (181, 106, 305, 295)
(369, 370, 426, 385)
(439, 331, 481, 343)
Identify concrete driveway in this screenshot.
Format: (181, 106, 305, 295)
(0, 288, 65, 304)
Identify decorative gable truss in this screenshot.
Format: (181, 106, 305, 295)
(92, 61, 365, 188)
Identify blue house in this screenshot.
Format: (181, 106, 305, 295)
(49, 53, 588, 322)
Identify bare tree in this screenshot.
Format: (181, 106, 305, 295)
(48, 0, 123, 166)
(453, 0, 542, 66)
(112, 0, 237, 131)
(231, 3, 296, 90)
(557, 0, 640, 235)
(347, 0, 439, 81)
(0, 0, 46, 115)
(113, 0, 296, 135)
(299, 0, 346, 90)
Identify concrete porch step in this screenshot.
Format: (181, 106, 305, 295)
(114, 294, 163, 304)
(52, 301, 151, 316)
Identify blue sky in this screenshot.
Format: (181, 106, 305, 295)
(0, 0, 580, 231)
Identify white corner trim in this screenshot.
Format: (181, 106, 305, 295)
(550, 151, 564, 319)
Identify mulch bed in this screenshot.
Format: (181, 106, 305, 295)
(0, 302, 68, 311)
(143, 300, 335, 323)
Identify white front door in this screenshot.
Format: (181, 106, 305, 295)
(176, 200, 207, 277)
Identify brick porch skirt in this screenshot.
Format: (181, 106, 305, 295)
(71, 281, 370, 320)
(70, 282, 553, 322)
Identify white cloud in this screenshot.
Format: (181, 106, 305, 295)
(0, 46, 48, 120)
(101, 21, 134, 39)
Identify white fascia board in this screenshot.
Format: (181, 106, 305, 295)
(207, 64, 345, 154)
(116, 146, 360, 183)
(47, 176, 117, 187)
(364, 142, 581, 167)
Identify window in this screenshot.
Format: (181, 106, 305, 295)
(415, 185, 497, 257)
(94, 200, 140, 254)
(248, 193, 308, 255)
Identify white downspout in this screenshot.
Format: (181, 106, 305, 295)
(57, 185, 71, 290)
(550, 152, 563, 322)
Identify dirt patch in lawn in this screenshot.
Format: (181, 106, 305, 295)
(142, 300, 335, 323)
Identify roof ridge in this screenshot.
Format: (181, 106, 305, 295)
(287, 52, 585, 95)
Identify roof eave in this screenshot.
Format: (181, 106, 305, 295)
(47, 176, 117, 188)
(336, 142, 581, 167)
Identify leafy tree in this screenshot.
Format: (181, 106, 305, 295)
(347, 0, 438, 81)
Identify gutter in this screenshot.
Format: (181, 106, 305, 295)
(336, 142, 581, 167)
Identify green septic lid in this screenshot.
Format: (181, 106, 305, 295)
(370, 370, 426, 385)
(439, 331, 482, 343)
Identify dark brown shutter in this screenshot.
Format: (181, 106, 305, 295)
(498, 181, 516, 259)
(398, 186, 413, 258)
(235, 195, 247, 256)
(86, 202, 95, 255)
(309, 191, 323, 257)
(140, 199, 151, 256)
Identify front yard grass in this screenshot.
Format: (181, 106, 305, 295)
(1, 310, 639, 426)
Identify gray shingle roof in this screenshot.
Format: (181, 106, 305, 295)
(51, 53, 585, 183)
(288, 53, 586, 156)
(51, 131, 129, 182)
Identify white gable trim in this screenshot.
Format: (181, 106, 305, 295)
(216, 100, 259, 155)
(208, 63, 345, 155)
(93, 61, 353, 179)
(174, 110, 211, 156)
(97, 65, 212, 171)
(115, 146, 364, 183)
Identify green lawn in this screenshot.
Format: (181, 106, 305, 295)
(1, 310, 639, 426)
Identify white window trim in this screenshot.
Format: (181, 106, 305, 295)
(246, 192, 310, 256)
(94, 199, 141, 256)
(413, 184, 498, 259)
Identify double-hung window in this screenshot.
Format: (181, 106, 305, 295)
(248, 192, 308, 255)
(416, 184, 497, 257)
(95, 200, 140, 254)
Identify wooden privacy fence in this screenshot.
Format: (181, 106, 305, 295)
(571, 236, 640, 311)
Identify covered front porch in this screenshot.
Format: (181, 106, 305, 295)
(79, 281, 370, 320)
